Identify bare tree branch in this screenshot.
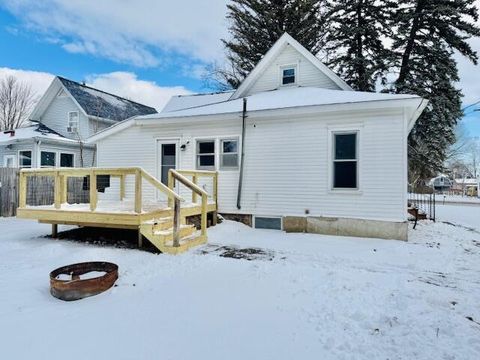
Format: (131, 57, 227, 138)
(0, 75, 35, 130)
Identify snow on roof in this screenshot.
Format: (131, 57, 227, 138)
(139, 86, 421, 120)
(162, 91, 234, 113)
(0, 123, 77, 145)
(58, 77, 157, 121)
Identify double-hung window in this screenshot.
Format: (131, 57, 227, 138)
(19, 151, 32, 168)
(68, 111, 79, 133)
(281, 65, 296, 85)
(220, 138, 239, 169)
(197, 140, 215, 170)
(333, 132, 358, 189)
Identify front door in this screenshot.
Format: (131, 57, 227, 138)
(158, 140, 178, 186)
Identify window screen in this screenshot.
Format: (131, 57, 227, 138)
(197, 140, 215, 169)
(333, 133, 358, 189)
(220, 139, 239, 169)
(254, 217, 282, 230)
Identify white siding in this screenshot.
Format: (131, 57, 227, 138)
(246, 45, 341, 96)
(96, 108, 408, 223)
(40, 96, 90, 140)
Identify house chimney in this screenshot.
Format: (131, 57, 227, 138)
(3, 130, 15, 137)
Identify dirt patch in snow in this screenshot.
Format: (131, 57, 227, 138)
(200, 244, 275, 261)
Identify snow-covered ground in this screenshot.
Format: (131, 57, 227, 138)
(436, 194, 480, 204)
(1, 205, 479, 359)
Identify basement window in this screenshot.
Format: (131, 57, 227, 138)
(333, 132, 358, 189)
(254, 216, 282, 230)
(196, 140, 215, 170)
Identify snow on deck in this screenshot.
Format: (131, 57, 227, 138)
(0, 203, 479, 359)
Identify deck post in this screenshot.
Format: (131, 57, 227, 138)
(60, 175, 68, 204)
(192, 175, 198, 203)
(54, 171, 61, 210)
(168, 171, 174, 208)
(90, 170, 97, 211)
(135, 170, 142, 214)
(201, 194, 207, 237)
(213, 171, 218, 209)
(138, 230, 143, 248)
(18, 172, 27, 208)
(173, 198, 181, 247)
(120, 174, 126, 201)
(52, 224, 58, 238)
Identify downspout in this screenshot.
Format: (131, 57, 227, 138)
(236, 98, 247, 209)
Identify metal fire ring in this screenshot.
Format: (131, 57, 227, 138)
(50, 262, 118, 301)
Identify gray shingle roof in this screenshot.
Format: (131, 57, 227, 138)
(58, 77, 157, 121)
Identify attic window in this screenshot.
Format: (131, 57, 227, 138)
(281, 66, 296, 85)
(68, 111, 79, 133)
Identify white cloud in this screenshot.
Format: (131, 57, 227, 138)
(0, 67, 191, 111)
(0, 67, 54, 99)
(1, 0, 228, 67)
(85, 72, 191, 111)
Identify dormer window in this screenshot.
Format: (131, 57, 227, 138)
(281, 65, 296, 85)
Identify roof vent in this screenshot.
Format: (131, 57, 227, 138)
(3, 130, 15, 137)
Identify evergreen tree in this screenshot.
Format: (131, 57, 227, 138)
(219, 0, 322, 88)
(392, 0, 480, 181)
(321, 0, 395, 91)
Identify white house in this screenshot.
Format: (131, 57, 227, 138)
(0, 76, 156, 169)
(88, 33, 427, 240)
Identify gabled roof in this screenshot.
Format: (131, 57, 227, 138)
(30, 76, 157, 122)
(0, 122, 77, 145)
(231, 33, 352, 99)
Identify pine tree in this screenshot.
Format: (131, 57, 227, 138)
(392, 0, 480, 181)
(321, 0, 396, 91)
(218, 0, 322, 88)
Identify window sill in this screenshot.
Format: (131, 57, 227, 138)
(328, 189, 363, 195)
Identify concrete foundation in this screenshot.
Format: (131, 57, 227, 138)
(220, 213, 253, 227)
(284, 216, 408, 241)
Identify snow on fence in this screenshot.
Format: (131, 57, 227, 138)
(0, 168, 89, 217)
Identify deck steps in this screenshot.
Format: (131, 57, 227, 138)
(140, 219, 206, 255)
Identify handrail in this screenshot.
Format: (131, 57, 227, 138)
(170, 170, 208, 197)
(140, 169, 183, 202)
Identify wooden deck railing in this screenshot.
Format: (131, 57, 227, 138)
(18, 167, 218, 248)
(167, 169, 218, 245)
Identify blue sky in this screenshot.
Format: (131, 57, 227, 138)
(1, 0, 480, 133)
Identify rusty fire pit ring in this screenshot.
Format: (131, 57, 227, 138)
(50, 262, 118, 301)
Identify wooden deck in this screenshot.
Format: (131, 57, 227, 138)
(17, 167, 218, 254)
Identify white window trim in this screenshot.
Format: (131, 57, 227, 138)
(219, 137, 240, 170)
(59, 151, 76, 168)
(40, 150, 57, 168)
(3, 155, 16, 168)
(279, 62, 299, 87)
(17, 149, 33, 168)
(193, 135, 242, 172)
(68, 111, 79, 134)
(327, 125, 363, 194)
(196, 138, 216, 171)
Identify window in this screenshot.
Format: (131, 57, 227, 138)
(197, 140, 215, 170)
(281, 66, 296, 85)
(41, 151, 56, 168)
(254, 216, 282, 230)
(60, 153, 74, 167)
(333, 133, 358, 189)
(3, 155, 16, 168)
(19, 151, 32, 168)
(220, 138, 239, 169)
(68, 111, 79, 133)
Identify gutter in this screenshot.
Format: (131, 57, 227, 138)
(236, 98, 247, 210)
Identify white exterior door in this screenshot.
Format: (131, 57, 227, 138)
(157, 140, 179, 186)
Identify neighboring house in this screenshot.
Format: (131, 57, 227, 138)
(0, 76, 157, 168)
(88, 33, 427, 241)
(452, 178, 479, 196)
(428, 175, 453, 192)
